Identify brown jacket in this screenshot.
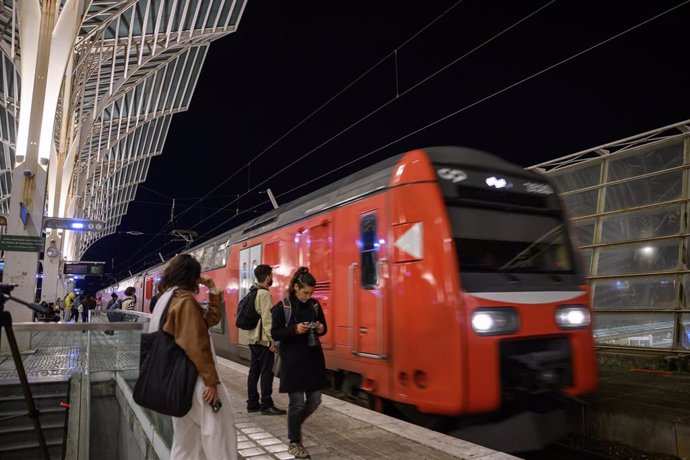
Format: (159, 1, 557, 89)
(162, 289, 222, 386)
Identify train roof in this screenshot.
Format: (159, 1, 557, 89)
(196, 146, 540, 247)
(106, 147, 541, 285)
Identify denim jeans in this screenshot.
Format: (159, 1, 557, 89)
(288, 390, 321, 443)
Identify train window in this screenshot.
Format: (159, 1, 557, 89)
(201, 244, 216, 270)
(360, 214, 378, 289)
(213, 242, 228, 268)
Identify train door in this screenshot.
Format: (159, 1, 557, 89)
(346, 197, 388, 359)
(297, 221, 334, 350)
(237, 244, 262, 349)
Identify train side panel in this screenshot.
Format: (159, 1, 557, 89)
(386, 151, 467, 415)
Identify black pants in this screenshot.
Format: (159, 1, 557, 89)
(247, 344, 275, 410)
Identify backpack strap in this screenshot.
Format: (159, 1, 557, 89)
(281, 296, 292, 327)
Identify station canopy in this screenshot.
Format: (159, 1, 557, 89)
(0, 0, 247, 258)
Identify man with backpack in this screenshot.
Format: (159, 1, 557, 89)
(243, 265, 285, 415)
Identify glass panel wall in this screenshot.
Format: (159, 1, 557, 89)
(542, 136, 689, 350)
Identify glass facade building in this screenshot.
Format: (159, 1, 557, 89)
(529, 121, 690, 351)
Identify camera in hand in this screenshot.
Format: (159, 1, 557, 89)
(307, 322, 318, 347)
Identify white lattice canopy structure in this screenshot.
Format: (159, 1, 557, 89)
(0, 0, 247, 260)
(529, 120, 690, 352)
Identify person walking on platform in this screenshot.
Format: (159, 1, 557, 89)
(271, 267, 327, 459)
(247, 264, 285, 415)
(150, 254, 236, 459)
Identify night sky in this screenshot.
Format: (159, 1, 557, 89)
(82, 0, 690, 289)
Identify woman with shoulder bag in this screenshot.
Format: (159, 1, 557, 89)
(153, 254, 237, 459)
(271, 267, 327, 459)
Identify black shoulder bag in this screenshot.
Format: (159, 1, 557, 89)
(133, 293, 198, 417)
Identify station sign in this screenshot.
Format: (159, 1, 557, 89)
(44, 218, 105, 232)
(0, 234, 44, 252)
(63, 262, 105, 276)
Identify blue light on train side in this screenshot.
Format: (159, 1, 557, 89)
(71, 222, 85, 229)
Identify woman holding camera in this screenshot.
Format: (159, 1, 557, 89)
(271, 267, 327, 459)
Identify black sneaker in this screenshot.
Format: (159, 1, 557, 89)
(247, 406, 261, 413)
(261, 406, 286, 415)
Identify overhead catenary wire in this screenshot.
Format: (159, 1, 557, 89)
(112, 0, 465, 273)
(181, 1, 559, 232)
(111, 0, 562, 277)
(114, 0, 688, 278)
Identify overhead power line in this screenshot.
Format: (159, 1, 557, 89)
(115, 0, 688, 279)
(112, 0, 466, 273)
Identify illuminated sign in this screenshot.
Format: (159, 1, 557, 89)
(64, 262, 105, 276)
(44, 218, 105, 231)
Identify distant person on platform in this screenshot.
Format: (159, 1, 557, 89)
(105, 292, 119, 310)
(149, 286, 162, 313)
(64, 292, 76, 321)
(247, 264, 285, 415)
(122, 287, 136, 311)
(82, 295, 96, 322)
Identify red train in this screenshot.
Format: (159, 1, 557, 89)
(100, 147, 597, 449)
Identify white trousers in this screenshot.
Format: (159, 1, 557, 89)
(170, 377, 237, 460)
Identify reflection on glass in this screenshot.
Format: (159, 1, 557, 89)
(601, 205, 680, 243)
(579, 248, 592, 276)
(550, 163, 601, 193)
(562, 189, 599, 218)
(450, 207, 573, 273)
(604, 171, 682, 212)
(573, 219, 595, 246)
(593, 312, 674, 349)
(680, 313, 690, 350)
(607, 142, 683, 181)
(596, 239, 679, 275)
(592, 276, 678, 310)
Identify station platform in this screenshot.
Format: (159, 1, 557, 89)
(0, 323, 515, 460)
(4, 321, 689, 459)
(216, 358, 515, 460)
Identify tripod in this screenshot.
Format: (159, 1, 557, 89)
(0, 284, 50, 460)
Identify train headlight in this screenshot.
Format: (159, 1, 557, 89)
(471, 308, 519, 335)
(555, 305, 591, 329)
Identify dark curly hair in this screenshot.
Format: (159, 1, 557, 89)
(159, 254, 201, 293)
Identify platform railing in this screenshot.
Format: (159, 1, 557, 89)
(5, 312, 151, 459)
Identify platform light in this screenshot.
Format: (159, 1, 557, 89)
(471, 308, 519, 336)
(555, 305, 591, 329)
(640, 246, 655, 257)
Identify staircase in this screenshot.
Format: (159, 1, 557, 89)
(0, 381, 69, 460)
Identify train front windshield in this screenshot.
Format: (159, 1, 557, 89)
(449, 207, 573, 274)
(434, 165, 584, 292)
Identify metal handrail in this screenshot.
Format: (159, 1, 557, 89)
(11, 322, 147, 332)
